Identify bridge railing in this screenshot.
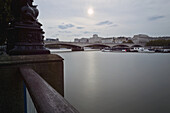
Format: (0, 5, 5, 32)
(20, 67, 79, 113)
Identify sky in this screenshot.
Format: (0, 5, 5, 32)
(34, 0, 170, 41)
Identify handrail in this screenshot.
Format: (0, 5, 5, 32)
(20, 67, 79, 113)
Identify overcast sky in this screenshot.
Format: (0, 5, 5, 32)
(34, 0, 170, 41)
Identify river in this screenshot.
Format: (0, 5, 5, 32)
(55, 51, 170, 113)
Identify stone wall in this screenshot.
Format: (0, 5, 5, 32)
(0, 54, 64, 113)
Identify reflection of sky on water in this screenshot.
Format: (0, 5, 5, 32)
(57, 52, 170, 113)
(85, 52, 97, 96)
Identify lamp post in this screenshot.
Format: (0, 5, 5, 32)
(7, 0, 50, 55)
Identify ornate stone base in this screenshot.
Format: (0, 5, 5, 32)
(7, 23, 50, 55)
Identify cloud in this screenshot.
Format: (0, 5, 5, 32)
(148, 16, 165, 21)
(48, 27, 56, 29)
(76, 27, 84, 29)
(72, 34, 82, 37)
(83, 31, 99, 34)
(83, 31, 91, 34)
(58, 31, 72, 33)
(58, 24, 75, 29)
(110, 24, 118, 27)
(51, 34, 59, 37)
(35, 0, 170, 40)
(96, 21, 113, 26)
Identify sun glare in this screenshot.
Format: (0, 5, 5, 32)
(88, 8, 94, 16)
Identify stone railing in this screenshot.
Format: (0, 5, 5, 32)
(20, 67, 79, 113)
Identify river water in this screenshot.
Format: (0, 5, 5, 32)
(55, 51, 170, 113)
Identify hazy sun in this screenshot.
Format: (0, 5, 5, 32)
(88, 8, 94, 16)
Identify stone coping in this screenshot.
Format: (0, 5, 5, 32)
(0, 54, 63, 66)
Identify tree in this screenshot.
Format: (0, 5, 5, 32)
(122, 41, 126, 43)
(122, 40, 134, 44)
(146, 40, 170, 46)
(0, 0, 13, 45)
(127, 40, 134, 43)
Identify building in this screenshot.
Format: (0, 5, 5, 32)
(132, 34, 152, 44)
(101, 38, 115, 43)
(79, 38, 89, 43)
(114, 37, 129, 44)
(74, 38, 89, 43)
(157, 36, 170, 40)
(74, 38, 80, 43)
(46, 38, 59, 42)
(89, 34, 102, 43)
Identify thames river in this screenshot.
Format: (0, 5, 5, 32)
(55, 51, 170, 113)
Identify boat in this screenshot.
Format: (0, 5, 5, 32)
(101, 47, 112, 52)
(112, 48, 127, 52)
(138, 49, 155, 53)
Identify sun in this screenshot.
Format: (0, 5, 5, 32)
(88, 8, 94, 16)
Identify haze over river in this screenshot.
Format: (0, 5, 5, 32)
(55, 51, 170, 113)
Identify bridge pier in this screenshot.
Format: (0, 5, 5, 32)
(71, 47, 84, 51)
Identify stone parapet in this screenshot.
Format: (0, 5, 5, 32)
(0, 54, 64, 113)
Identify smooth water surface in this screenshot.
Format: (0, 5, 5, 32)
(56, 51, 170, 113)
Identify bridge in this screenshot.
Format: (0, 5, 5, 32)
(45, 41, 144, 51)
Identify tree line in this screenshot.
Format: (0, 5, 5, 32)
(146, 39, 170, 46)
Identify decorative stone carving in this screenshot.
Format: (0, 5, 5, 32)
(7, 0, 50, 55)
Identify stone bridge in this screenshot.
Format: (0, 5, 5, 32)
(45, 41, 144, 51)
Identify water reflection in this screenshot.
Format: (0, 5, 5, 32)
(57, 51, 170, 113)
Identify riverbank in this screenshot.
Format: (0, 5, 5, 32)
(49, 48, 100, 53)
(49, 48, 170, 54)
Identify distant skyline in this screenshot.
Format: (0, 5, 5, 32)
(34, 0, 170, 41)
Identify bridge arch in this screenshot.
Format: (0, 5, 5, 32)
(84, 44, 111, 49)
(45, 43, 84, 51)
(112, 44, 130, 48)
(46, 43, 82, 48)
(131, 44, 143, 47)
